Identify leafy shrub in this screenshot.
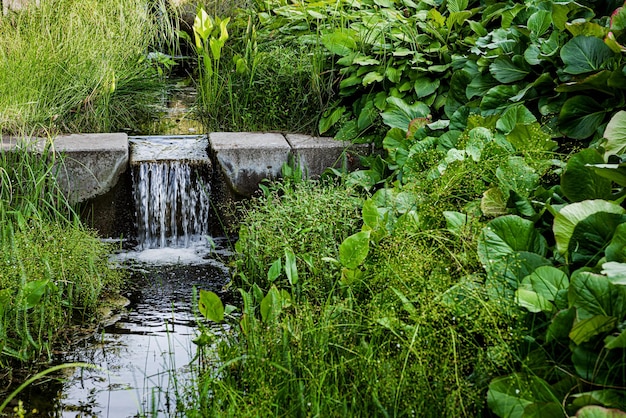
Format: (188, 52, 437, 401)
(234, 180, 362, 301)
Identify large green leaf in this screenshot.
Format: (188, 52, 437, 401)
(496, 156, 539, 198)
(525, 266, 570, 302)
(339, 230, 371, 269)
(487, 373, 559, 418)
(496, 105, 537, 135)
(602, 111, 626, 159)
(606, 224, 626, 263)
(479, 215, 548, 262)
(569, 270, 626, 318)
(321, 31, 358, 56)
(481, 85, 522, 115)
(528, 10, 552, 37)
(561, 149, 613, 202)
(570, 315, 617, 345)
(380, 97, 430, 131)
(552, 1, 594, 31)
(588, 163, 626, 187)
(553, 200, 626, 259)
(559, 96, 608, 140)
(560, 36, 615, 75)
(546, 307, 576, 342)
(490, 56, 531, 83)
(198, 289, 224, 322)
(516, 287, 555, 313)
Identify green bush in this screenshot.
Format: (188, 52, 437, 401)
(234, 180, 362, 301)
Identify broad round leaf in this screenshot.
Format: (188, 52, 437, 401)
(561, 149, 612, 202)
(559, 96, 607, 140)
(553, 200, 626, 263)
(602, 111, 626, 160)
(478, 215, 548, 264)
(560, 36, 615, 75)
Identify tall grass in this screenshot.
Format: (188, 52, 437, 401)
(0, 0, 167, 135)
(0, 139, 122, 365)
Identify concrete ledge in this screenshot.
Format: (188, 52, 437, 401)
(52, 133, 129, 204)
(286, 134, 370, 177)
(209, 132, 292, 197)
(1, 133, 128, 204)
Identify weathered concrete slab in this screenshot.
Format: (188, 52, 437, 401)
(51, 133, 129, 204)
(209, 132, 291, 197)
(1, 133, 129, 204)
(285, 134, 371, 178)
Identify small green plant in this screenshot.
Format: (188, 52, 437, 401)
(180, 8, 230, 128)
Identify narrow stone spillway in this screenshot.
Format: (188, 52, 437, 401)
(130, 135, 212, 249)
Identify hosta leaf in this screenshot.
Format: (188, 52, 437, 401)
(561, 36, 615, 75)
(570, 315, 617, 345)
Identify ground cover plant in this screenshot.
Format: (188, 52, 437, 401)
(0, 0, 173, 135)
(185, 0, 626, 416)
(0, 140, 122, 368)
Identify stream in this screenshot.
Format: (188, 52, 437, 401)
(2, 113, 230, 416)
(7, 241, 232, 417)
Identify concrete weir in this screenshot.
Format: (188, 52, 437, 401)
(1, 132, 370, 237)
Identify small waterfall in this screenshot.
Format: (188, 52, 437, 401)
(130, 136, 211, 249)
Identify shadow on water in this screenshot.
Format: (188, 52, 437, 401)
(3, 239, 233, 417)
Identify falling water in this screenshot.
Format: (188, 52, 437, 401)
(130, 135, 211, 249)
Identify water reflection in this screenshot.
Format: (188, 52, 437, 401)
(6, 242, 231, 417)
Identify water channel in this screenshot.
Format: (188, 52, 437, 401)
(3, 101, 229, 416)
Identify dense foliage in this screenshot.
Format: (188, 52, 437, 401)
(190, 0, 626, 416)
(0, 142, 122, 366)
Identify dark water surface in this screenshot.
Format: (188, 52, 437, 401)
(3, 240, 232, 417)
